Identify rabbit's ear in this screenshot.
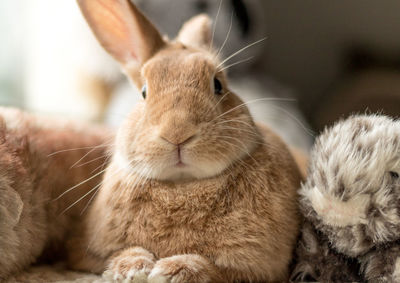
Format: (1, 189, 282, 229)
(77, 0, 165, 66)
(177, 14, 212, 49)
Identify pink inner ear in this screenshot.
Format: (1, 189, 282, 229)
(84, 0, 139, 63)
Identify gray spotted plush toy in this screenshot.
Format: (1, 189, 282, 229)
(292, 115, 400, 282)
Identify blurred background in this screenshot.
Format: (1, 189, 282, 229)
(2, 0, 400, 151)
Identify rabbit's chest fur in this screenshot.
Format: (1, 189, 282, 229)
(76, 138, 301, 273)
(88, 166, 244, 258)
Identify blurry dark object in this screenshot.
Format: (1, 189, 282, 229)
(313, 47, 400, 130)
(231, 0, 251, 37)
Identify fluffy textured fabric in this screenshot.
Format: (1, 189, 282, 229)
(292, 115, 400, 282)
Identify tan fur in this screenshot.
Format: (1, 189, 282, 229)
(258, 122, 308, 179)
(69, 1, 303, 282)
(79, 73, 115, 121)
(0, 107, 111, 280)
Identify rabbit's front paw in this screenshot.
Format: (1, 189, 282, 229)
(148, 254, 220, 283)
(103, 247, 156, 282)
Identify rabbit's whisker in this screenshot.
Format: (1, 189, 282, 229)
(90, 154, 112, 174)
(128, 165, 145, 189)
(210, 0, 223, 51)
(217, 125, 271, 147)
(123, 158, 151, 189)
(69, 143, 111, 169)
(217, 125, 258, 136)
(53, 169, 107, 201)
(60, 182, 103, 215)
(62, 167, 122, 215)
(218, 56, 254, 72)
(73, 154, 109, 168)
(219, 103, 314, 140)
(217, 37, 267, 68)
(212, 97, 295, 122)
(47, 142, 111, 157)
(207, 91, 231, 117)
(211, 149, 234, 175)
(268, 104, 315, 137)
(216, 11, 233, 58)
(216, 118, 254, 129)
(80, 183, 101, 216)
(215, 135, 257, 164)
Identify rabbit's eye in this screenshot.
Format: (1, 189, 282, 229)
(390, 171, 399, 179)
(142, 85, 147, 99)
(214, 78, 223, 95)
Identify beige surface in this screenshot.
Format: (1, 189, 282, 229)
(6, 264, 103, 283)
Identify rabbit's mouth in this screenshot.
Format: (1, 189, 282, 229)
(175, 161, 187, 167)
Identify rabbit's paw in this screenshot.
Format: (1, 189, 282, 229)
(148, 254, 219, 283)
(103, 247, 156, 282)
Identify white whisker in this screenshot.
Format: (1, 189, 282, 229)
(218, 56, 254, 72)
(212, 97, 295, 122)
(69, 145, 107, 169)
(47, 143, 111, 157)
(73, 154, 109, 168)
(269, 104, 315, 137)
(90, 154, 112, 174)
(216, 11, 233, 58)
(60, 182, 102, 215)
(210, 0, 223, 50)
(216, 118, 254, 129)
(207, 91, 231, 117)
(215, 135, 258, 164)
(70, 167, 123, 215)
(53, 169, 106, 201)
(217, 37, 267, 68)
(80, 183, 101, 216)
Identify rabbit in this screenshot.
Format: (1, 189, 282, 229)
(0, 107, 111, 280)
(22, 0, 312, 151)
(291, 115, 400, 282)
(66, 1, 303, 282)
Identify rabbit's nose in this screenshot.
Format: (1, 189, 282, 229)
(158, 111, 198, 146)
(160, 131, 197, 146)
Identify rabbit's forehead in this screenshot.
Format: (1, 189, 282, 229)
(143, 50, 216, 86)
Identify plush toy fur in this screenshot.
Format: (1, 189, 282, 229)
(292, 114, 400, 282)
(0, 107, 111, 280)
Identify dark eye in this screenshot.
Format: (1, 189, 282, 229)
(214, 78, 223, 95)
(141, 85, 147, 99)
(390, 171, 399, 179)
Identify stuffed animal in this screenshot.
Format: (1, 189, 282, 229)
(292, 114, 400, 282)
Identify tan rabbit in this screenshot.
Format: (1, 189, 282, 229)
(0, 107, 111, 280)
(68, 0, 303, 282)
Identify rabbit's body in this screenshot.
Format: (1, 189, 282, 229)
(68, 1, 303, 281)
(68, 125, 301, 282)
(0, 107, 110, 280)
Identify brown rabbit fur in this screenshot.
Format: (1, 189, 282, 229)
(67, 0, 303, 282)
(0, 107, 111, 280)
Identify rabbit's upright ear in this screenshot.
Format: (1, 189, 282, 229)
(177, 14, 212, 49)
(77, 0, 165, 66)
